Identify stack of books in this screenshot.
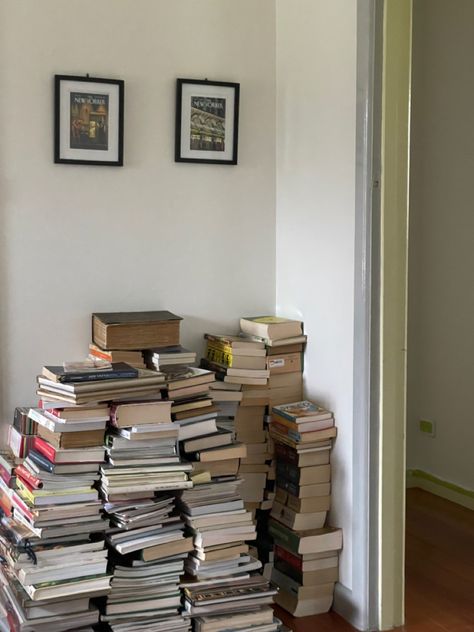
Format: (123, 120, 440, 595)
(269, 521, 343, 617)
(36, 363, 166, 407)
(0, 448, 23, 528)
(0, 365, 114, 630)
(89, 310, 185, 370)
(102, 496, 194, 630)
(89, 344, 147, 369)
(268, 400, 341, 616)
(7, 407, 38, 459)
(177, 479, 280, 630)
(99, 399, 195, 629)
(144, 345, 197, 369)
(200, 335, 270, 508)
(239, 316, 306, 409)
(161, 366, 246, 480)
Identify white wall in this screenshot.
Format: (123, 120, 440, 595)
(276, 0, 357, 591)
(0, 0, 276, 422)
(1, 0, 362, 614)
(407, 0, 474, 490)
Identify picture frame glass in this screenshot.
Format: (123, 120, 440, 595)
(179, 82, 236, 162)
(56, 77, 122, 164)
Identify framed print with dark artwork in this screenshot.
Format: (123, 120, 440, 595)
(54, 75, 124, 166)
(175, 78, 240, 165)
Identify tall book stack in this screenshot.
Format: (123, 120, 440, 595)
(100, 398, 194, 631)
(268, 400, 342, 617)
(200, 335, 270, 511)
(0, 364, 118, 631)
(176, 478, 281, 632)
(238, 316, 308, 566)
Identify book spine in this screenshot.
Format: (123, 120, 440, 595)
(268, 519, 299, 554)
(0, 492, 12, 517)
(89, 346, 113, 361)
(274, 544, 302, 571)
(199, 359, 226, 380)
(15, 465, 43, 490)
(270, 407, 297, 422)
(32, 437, 57, 463)
(276, 461, 300, 484)
(0, 465, 13, 488)
(16, 479, 36, 505)
(272, 421, 300, 441)
(57, 368, 138, 383)
(274, 557, 303, 583)
(275, 475, 299, 497)
(206, 345, 233, 368)
(28, 449, 54, 473)
(274, 443, 299, 465)
(10, 489, 35, 520)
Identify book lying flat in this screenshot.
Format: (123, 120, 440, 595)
(93, 311, 182, 350)
(42, 363, 138, 384)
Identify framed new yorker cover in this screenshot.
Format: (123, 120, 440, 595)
(175, 79, 240, 165)
(54, 75, 124, 166)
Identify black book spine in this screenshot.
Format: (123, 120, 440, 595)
(58, 368, 138, 383)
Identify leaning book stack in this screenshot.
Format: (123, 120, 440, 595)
(99, 399, 194, 630)
(0, 370, 113, 631)
(176, 477, 281, 632)
(268, 400, 342, 616)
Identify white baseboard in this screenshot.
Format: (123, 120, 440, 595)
(333, 583, 367, 631)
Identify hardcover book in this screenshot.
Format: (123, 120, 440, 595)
(92, 311, 182, 350)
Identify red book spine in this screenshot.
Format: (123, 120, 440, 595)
(274, 544, 302, 571)
(89, 347, 112, 361)
(15, 465, 43, 490)
(32, 436, 57, 463)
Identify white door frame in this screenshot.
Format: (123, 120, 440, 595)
(338, 1, 412, 630)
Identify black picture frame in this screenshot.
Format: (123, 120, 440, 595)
(175, 78, 240, 165)
(54, 75, 124, 166)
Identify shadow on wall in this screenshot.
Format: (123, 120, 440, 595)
(180, 314, 241, 362)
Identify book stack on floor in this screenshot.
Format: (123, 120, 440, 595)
(239, 316, 308, 564)
(200, 335, 270, 509)
(268, 400, 342, 617)
(0, 364, 116, 631)
(177, 478, 281, 632)
(99, 399, 195, 630)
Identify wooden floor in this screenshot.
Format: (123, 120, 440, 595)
(274, 488, 474, 631)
